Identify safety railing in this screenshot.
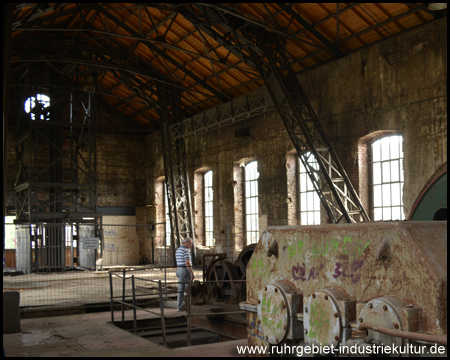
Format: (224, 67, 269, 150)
(109, 267, 246, 347)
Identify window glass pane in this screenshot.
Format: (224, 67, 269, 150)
(164, 183, 171, 246)
(390, 137, 400, 159)
(390, 160, 399, 182)
(301, 193, 307, 210)
(371, 135, 404, 221)
(204, 171, 214, 246)
(372, 141, 381, 162)
(373, 163, 381, 185)
(400, 159, 404, 182)
(391, 207, 401, 220)
(381, 137, 391, 161)
(24, 94, 50, 121)
(383, 207, 391, 220)
(382, 183, 391, 206)
(373, 185, 382, 207)
(382, 161, 391, 183)
(314, 212, 321, 224)
(391, 184, 401, 206)
(299, 153, 321, 225)
(374, 208, 383, 221)
(245, 161, 259, 245)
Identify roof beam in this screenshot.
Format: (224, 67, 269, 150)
(277, 4, 344, 58)
(93, 4, 229, 103)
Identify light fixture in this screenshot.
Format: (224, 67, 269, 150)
(428, 3, 447, 11)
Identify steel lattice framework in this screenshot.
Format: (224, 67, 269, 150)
(159, 84, 196, 262)
(250, 35, 369, 223)
(14, 86, 100, 223)
(7, 3, 441, 255)
(174, 4, 370, 223)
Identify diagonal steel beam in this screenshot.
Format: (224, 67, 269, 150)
(277, 4, 344, 58)
(248, 32, 369, 223)
(166, 5, 369, 224)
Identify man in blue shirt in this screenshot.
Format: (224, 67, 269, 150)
(175, 237, 194, 311)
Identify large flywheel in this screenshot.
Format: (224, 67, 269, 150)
(206, 259, 240, 302)
(234, 244, 256, 280)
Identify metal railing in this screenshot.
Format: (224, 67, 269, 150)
(108, 267, 246, 347)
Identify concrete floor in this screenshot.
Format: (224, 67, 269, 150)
(3, 308, 248, 357)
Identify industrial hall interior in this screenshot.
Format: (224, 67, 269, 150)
(2, 3, 447, 357)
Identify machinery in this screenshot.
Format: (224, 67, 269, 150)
(186, 245, 256, 339)
(409, 163, 447, 221)
(189, 166, 447, 353)
(238, 164, 447, 356)
(240, 221, 447, 356)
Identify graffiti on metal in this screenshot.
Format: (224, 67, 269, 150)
(333, 259, 365, 283)
(260, 294, 284, 339)
(250, 320, 268, 343)
(287, 235, 369, 283)
(251, 258, 267, 277)
(308, 300, 330, 341)
(292, 262, 324, 282)
(288, 236, 369, 261)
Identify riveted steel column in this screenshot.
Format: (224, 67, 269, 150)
(160, 84, 196, 263)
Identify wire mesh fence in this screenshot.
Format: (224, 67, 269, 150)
(3, 218, 296, 310)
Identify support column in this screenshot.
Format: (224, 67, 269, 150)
(159, 84, 196, 263)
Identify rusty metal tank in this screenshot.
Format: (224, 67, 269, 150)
(240, 221, 447, 356)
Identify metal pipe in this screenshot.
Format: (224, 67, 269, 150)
(357, 323, 447, 346)
(158, 280, 167, 346)
(187, 281, 192, 346)
(131, 275, 137, 334)
(164, 222, 167, 301)
(121, 268, 126, 325)
(109, 271, 114, 324)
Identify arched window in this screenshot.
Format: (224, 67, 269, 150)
(299, 152, 321, 225)
(24, 94, 50, 120)
(164, 182, 172, 246)
(204, 171, 214, 246)
(245, 161, 259, 244)
(371, 135, 404, 220)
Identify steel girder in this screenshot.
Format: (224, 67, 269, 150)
(172, 5, 369, 223)
(159, 83, 196, 263)
(14, 87, 100, 223)
(171, 87, 273, 140)
(249, 35, 369, 223)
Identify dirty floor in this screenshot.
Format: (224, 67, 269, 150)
(3, 308, 247, 357)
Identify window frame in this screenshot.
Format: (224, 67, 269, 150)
(164, 182, 172, 246)
(24, 94, 51, 121)
(204, 170, 214, 247)
(244, 161, 259, 245)
(298, 152, 321, 225)
(370, 134, 404, 221)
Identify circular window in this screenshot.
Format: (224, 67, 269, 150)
(24, 94, 50, 120)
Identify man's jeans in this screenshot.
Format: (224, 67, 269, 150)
(176, 267, 190, 311)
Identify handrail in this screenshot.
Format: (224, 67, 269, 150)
(109, 267, 246, 347)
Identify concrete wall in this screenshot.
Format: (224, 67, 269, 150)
(101, 216, 140, 266)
